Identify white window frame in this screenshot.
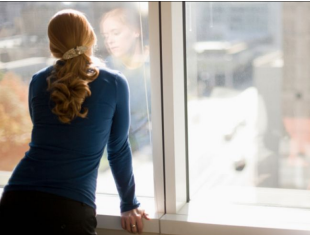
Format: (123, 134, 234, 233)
(159, 1, 188, 214)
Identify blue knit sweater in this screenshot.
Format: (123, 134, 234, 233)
(4, 66, 140, 212)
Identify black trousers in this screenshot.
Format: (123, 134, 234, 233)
(0, 190, 97, 235)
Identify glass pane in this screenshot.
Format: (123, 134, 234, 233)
(186, 2, 310, 208)
(0, 2, 153, 197)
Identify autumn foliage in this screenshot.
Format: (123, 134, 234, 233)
(0, 72, 32, 171)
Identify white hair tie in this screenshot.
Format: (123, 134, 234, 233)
(63, 46, 88, 60)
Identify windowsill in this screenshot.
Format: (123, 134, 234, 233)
(161, 187, 310, 235)
(2, 188, 310, 234)
(163, 203, 310, 234)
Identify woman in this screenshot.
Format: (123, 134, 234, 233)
(0, 9, 149, 235)
(100, 8, 151, 153)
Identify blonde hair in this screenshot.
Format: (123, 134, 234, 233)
(47, 9, 99, 124)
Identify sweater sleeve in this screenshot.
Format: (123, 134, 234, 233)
(107, 72, 140, 213)
(28, 75, 35, 123)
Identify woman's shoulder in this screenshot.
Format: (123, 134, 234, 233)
(29, 66, 54, 89)
(90, 68, 128, 101)
(96, 67, 127, 85)
(31, 66, 53, 82)
(94, 68, 128, 98)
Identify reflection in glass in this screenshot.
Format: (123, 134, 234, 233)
(100, 7, 151, 155)
(98, 5, 153, 197)
(186, 2, 310, 207)
(0, 2, 153, 197)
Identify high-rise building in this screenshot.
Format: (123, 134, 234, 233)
(282, 2, 310, 118)
(281, 2, 310, 188)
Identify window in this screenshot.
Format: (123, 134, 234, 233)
(0, 2, 154, 198)
(2, 2, 310, 234)
(185, 2, 310, 208)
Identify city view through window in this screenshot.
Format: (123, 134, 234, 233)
(186, 2, 310, 207)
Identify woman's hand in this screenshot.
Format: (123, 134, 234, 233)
(121, 208, 151, 234)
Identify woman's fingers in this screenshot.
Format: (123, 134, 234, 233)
(135, 214, 143, 234)
(130, 215, 138, 234)
(125, 217, 132, 233)
(142, 212, 151, 220)
(137, 208, 151, 221)
(121, 208, 151, 234)
(121, 217, 126, 230)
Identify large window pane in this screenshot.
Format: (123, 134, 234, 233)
(186, 2, 310, 207)
(0, 2, 153, 197)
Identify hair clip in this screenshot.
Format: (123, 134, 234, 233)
(63, 46, 88, 60)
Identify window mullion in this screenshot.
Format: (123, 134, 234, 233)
(160, 2, 187, 214)
(149, 2, 165, 214)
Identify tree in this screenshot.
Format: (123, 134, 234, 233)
(0, 72, 32, 171)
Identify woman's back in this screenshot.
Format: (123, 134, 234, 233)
(4, 66, 136, 210)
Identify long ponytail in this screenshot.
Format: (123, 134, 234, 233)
(47, 9, 99, 124)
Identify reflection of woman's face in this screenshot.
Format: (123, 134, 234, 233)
(102, 17, 139, 58)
